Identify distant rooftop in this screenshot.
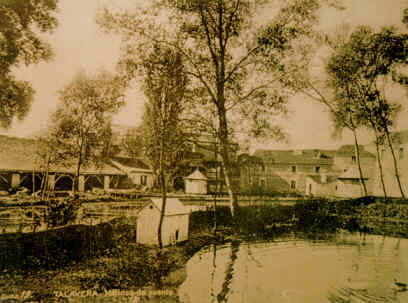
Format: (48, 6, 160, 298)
(253, 144, 375, 164)
(253, 149, 333, 165)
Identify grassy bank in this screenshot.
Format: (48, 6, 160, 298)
(0, 217, 223, 301)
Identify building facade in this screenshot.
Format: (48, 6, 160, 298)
(240, 145, 376, 197)
(365, 130, 408, 198)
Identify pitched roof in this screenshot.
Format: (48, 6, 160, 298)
(253, 149, 333, 165)
(110, 157, 151, 171)
(150, 198, 189, 216)
(338, 165, 368, 179)
(184, 169, 207, 180)
(253, 144, 375, 165)
(0, 135, 124, 175)
(335, 145, 375, 158)
(0, 135, 41, 171)
(307, 175, 337, 184)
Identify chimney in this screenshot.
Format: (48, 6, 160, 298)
(321, 174, 327, 184)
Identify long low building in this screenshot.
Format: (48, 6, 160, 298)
(0, 135, 154, 193)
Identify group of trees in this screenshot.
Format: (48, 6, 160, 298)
(0, 0, 58, 129)
(325, 27, 408, 199)
(99, 0, 339, 217)
(1, 1, 408, 244)
(287, 24, 408, 199)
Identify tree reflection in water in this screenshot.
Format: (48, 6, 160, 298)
(216, 240, 241, 303)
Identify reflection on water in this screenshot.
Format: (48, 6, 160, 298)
(178, 234, 408, 303)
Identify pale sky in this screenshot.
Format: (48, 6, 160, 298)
(1, 0, 407, 151)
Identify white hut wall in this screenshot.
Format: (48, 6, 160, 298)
(162, 214, 189, 245)
(136, 204, 161, 245)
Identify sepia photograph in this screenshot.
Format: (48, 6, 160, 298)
(0, 0, 408, 302)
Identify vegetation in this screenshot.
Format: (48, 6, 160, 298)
(0, 0, 58, 129)
(47, 71, 125, 194)
(138, 45, 190, 248)
(98, 0, 337, 218)
(326, 26, 408, 200)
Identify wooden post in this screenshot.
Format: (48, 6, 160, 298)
(11, 173, 20, 188)
(104, 175, 110, 191)
(78, 175, 85, 192)
(48, 174, 55, 191)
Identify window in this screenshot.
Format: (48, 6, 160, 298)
(351, 156, 356, 164)
(141, 175, 147, 186)
(291, 166, 297, 173)
(400, 147, 404, 160)
(290, 180, 296, 189)
(315, 166, 320, 173)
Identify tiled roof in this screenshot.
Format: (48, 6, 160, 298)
(335, 145, 375, 158)
(0, 135, 124, 175)
(150, 198, 189, 216)
(184, 169, 207, 180)
(253, 149, 333, 165)
(110, 157, 151, 171)
(0, 135, 41, 171)
(253, 144, 375, 165)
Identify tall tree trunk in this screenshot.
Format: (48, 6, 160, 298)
(352, 129, 368, 196)
(74, 137, 85, 195)
(157, 140, 166, 249)
(157, 170, 167, 249)
(374, 131, 387, 200)
(384, 126, 405, 200)
(218, 105, 239, 218)
(213, 140, 218, 235)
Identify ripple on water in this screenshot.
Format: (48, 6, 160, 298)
(178, 234, 408, 303)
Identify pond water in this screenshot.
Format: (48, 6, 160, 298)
(178, 233, 408, 303)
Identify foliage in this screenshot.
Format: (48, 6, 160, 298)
(47, 71, 125, 191)
(138, 45, 190, 183)
(120, 127, 144, 158)
(325, 26, 408, 132)
(98, 0, 334, 217)
(0, 0, 58, 128)
(46, 197, 81, 227)
(326, 26, 408, 198)
(0, 223, 116, 272)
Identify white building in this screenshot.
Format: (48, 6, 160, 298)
(305, 174, 337, 197)
(137, 198, 190, 246)
(335, 165, 369, 198)
(184, 169, 208, 195)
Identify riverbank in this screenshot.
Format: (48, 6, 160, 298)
(0, 217, 227, 301)
(1, 197, 408, 301)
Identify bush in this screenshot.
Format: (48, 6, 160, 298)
(0, 223, 115, 271)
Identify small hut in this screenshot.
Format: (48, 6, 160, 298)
(184, 169, 208, 195)
(137, 198, 189, 246)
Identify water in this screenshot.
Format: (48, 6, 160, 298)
(178, 234, 408, 303)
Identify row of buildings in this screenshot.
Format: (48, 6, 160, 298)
(239, 131, 408, 198)
(1, 128, 408, 199)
